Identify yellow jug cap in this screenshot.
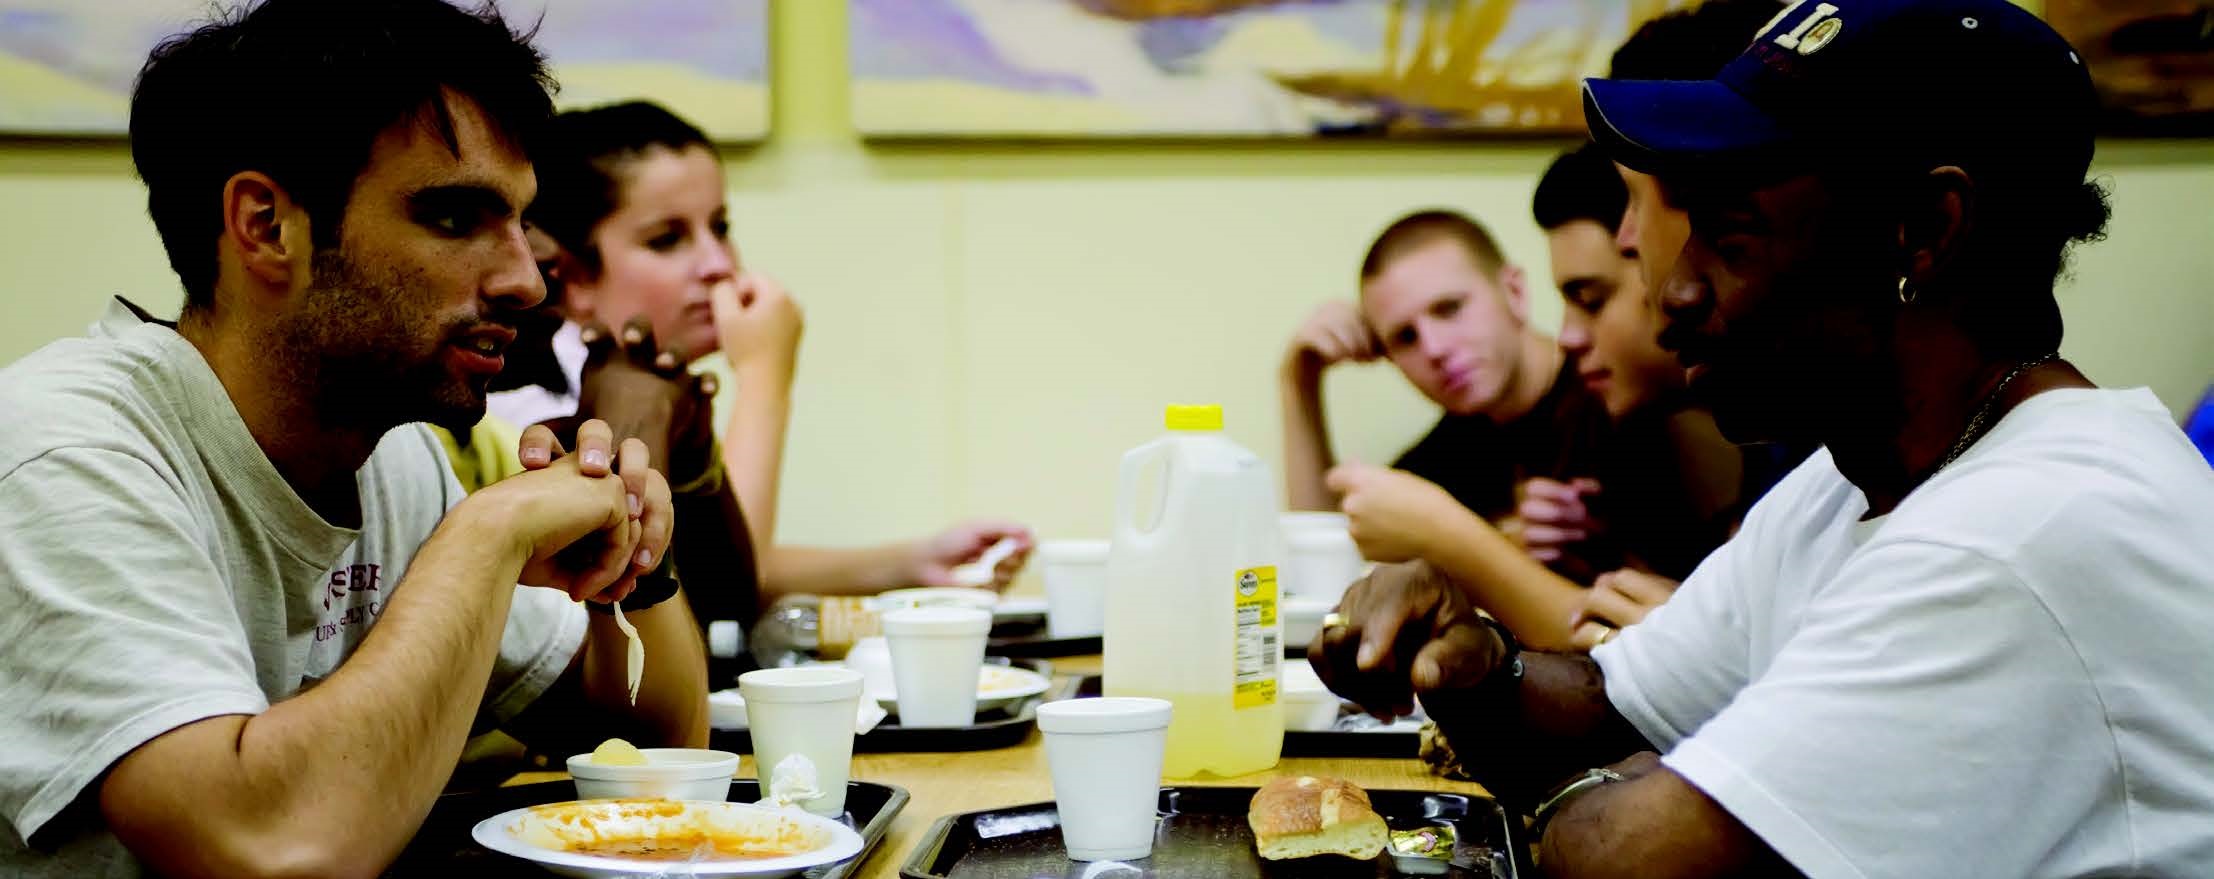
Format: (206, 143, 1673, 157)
(1164, 405, 1223, 431)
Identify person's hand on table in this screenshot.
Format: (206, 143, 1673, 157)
(505, 418, 674, 604)
(1326, 463, 1466, 563)
(904, 521, 1036, 590)
(1566, 568, 1680, 650)
(1307, 560, 1511, 720)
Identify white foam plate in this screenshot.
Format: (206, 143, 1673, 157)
(470, 799, 863, 879)
(868, 664, 1052, 714)
(871, 587, 998, 612)
(992, 596, 1049, 619)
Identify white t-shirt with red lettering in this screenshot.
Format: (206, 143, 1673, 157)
(1595, 387, 2214, 878)
(0, 299, 587, 877)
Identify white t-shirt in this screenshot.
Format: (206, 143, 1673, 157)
(487, 320, 588, 430)
(0, 299, 588, 878)
(1593, 387, 2214, 878)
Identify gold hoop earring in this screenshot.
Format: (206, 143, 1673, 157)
(1898, 277, 1917, 305)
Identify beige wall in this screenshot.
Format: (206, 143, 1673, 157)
(1, 0, 2208, 551)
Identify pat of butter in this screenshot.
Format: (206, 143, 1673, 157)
(589, 737, 648, 766)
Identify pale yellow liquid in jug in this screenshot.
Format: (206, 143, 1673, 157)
(1103, 687, 1284, 779)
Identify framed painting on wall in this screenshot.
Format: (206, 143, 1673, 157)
(0, 0, 770, 141)
(2044, 0, 2214, 136)
(850, 0, 1693, 139)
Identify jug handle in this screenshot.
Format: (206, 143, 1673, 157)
(1114, 442, 1177, 550)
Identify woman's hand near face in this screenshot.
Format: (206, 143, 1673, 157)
(710, 271, 803, 381)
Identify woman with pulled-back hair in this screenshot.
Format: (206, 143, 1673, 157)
(487, 101, 1033, 617)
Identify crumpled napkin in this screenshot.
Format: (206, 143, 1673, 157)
(757, 754, 824, 811)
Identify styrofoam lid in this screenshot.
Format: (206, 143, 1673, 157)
(1280, 511, 1350, 531)
(881, 606, 992, 636)
(738, 666, 864, 703)
(1286, 528, 1358, 551)
(1037, 539, 1110, 563)
(1036, 697, 1173, 734)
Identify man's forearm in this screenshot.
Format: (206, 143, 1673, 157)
(103, 513, 525, 877)
(1532, 747, 1801, 879)
(1423, 652, 1651, 812)
(1281, 361, 1337, 511)
(581, 596, 709, 747)
(1426, 512, 1589, 650)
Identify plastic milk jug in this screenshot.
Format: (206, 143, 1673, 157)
(1104, 404, 1285, 778)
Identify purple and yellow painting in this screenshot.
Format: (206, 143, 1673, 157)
(0, 0, 769, 140)
(2046, 0, 2214, 136)
(851, 0, 1690, 138)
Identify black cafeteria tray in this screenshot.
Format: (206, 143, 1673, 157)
(988, 614, 1103, 658)
(386, 779, 908, 878)
(1074, 674, 1420, 760)
(1283, 726, 1422, 760)
(715, 659, 1070, 754)
(900, 786, 1526, 878)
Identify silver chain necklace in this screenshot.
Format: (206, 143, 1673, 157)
(1933, 353, 2058, 474)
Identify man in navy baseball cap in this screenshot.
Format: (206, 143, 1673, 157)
(1585, 0, 2097, 189)
(1306, 0, 2214, 876)
(1582, 0, 2111, 447)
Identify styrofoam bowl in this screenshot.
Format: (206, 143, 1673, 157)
(1280, 661, 1341, 732)
(565, 748, 739, 802)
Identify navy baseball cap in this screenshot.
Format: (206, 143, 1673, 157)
(1583, 0, 2098, 186)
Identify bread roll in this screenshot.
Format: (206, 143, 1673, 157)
(1247, 776, 1390, 861)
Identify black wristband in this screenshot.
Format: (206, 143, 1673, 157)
(586, 552, 682, 614)
(1468, 613, 1525, 708)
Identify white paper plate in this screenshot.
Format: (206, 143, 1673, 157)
(470, 799, 863, 879)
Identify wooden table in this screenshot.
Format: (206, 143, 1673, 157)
(509, 657, 1489, 879)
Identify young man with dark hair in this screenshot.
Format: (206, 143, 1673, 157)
(1314, 0, 2214, 875)
(0, 2, 706, 875)
(1313, 163, 1723, 651)
(1280, 209, 1613, 592)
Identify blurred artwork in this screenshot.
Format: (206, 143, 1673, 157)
(851, 0, 1692, 138)
(2046, 1, 2214, 135)
(0, 0, 770, 140)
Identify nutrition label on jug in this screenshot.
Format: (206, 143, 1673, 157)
(1232, 565, 1279, 709)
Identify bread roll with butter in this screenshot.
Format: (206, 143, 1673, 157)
(1248, 776, 1390, 861)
